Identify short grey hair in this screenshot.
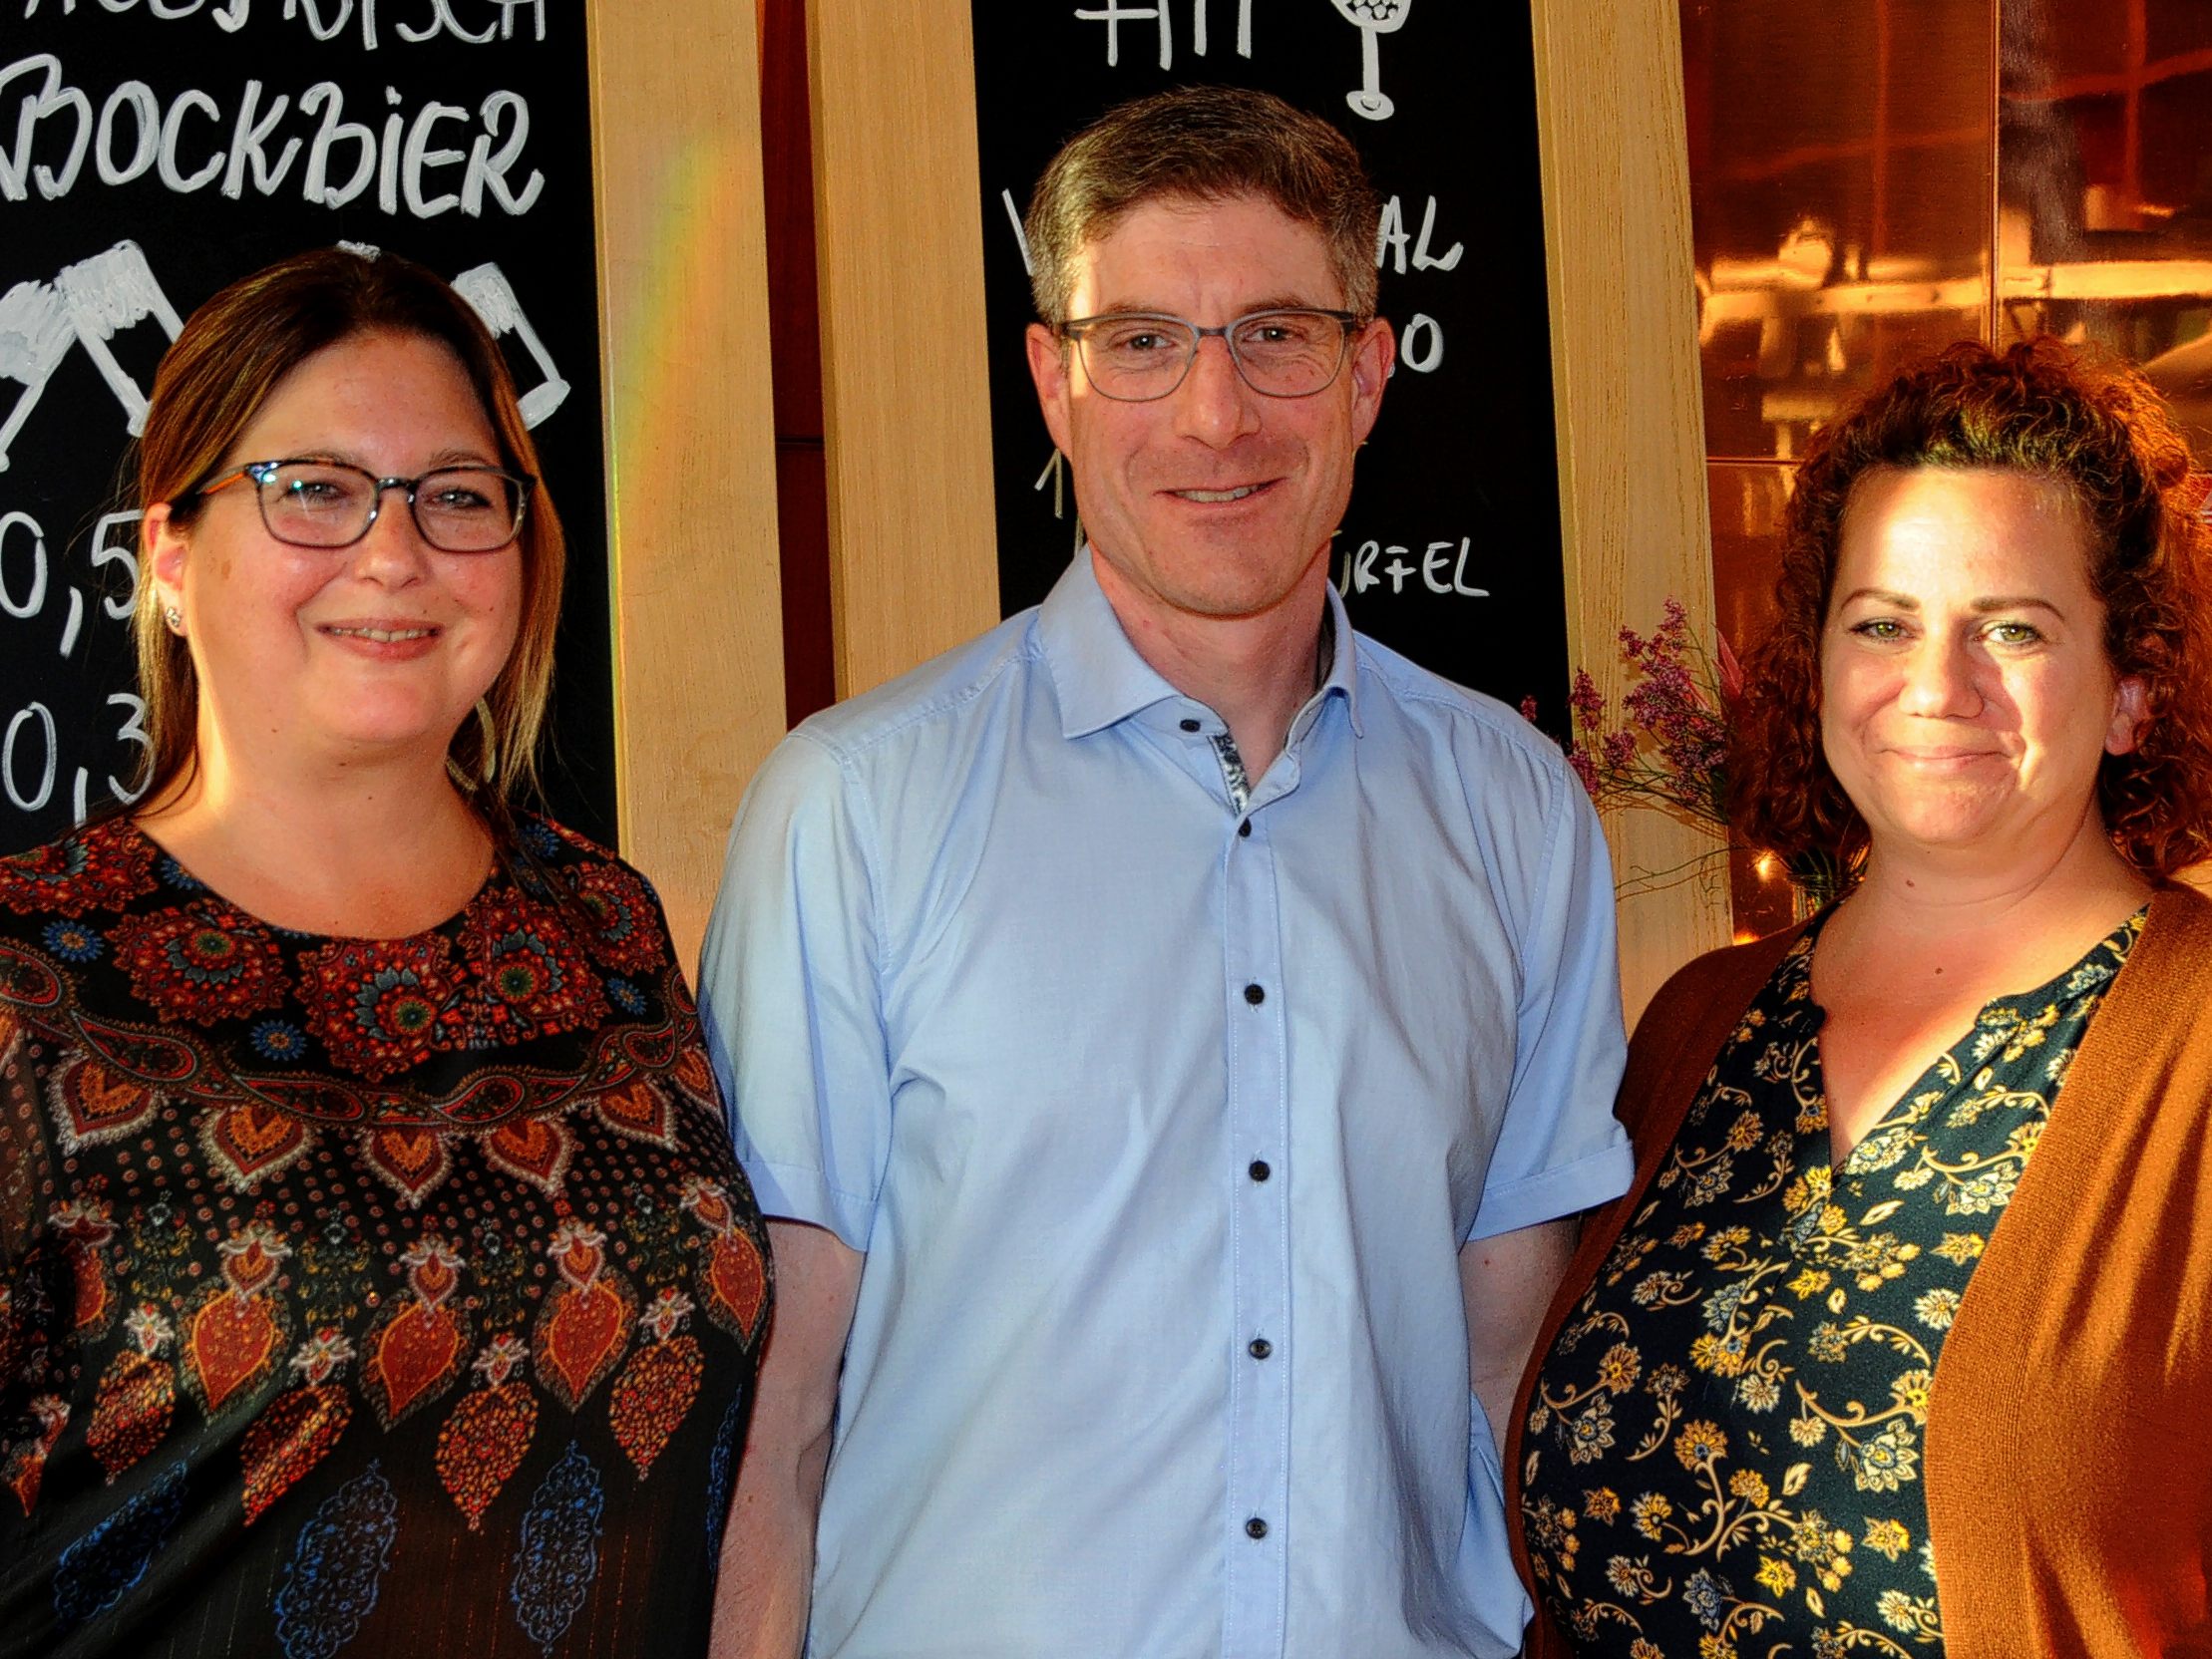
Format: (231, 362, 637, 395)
(1024, 86, 1380, 328)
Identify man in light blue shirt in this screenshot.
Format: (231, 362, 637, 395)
(700, 86, 1632, 1659)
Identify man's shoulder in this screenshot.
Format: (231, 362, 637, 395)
(1349, 627, 1575, 780)
(783, 607, 1044, 770)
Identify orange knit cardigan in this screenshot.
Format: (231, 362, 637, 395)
(1506, 883, 2212, 1659)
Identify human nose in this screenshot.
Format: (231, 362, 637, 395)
(1171, 333, 1263, 447)
(345, 484, 435, 582)
(1896, 636, 1983, 718)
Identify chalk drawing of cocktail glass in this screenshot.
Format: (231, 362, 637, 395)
(1330, 0, 1412, 121)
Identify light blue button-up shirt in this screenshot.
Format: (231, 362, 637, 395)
(699, 554, 1632, 1658)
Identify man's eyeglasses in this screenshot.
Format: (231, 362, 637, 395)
(192, 459, 536, 554)
(1057, 308, 1364, 402)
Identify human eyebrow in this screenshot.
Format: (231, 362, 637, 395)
(1970, 595, 2065, 617)
(1833, 587, 1919, 610)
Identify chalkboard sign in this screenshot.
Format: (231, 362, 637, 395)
(0, 0, 612, 858)
(970, 1, 1568, 722)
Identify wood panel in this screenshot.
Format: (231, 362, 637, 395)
(808, 0, 1002, 699)
(1530, 0, 1732, 1018)
(589, 0, 788, 968)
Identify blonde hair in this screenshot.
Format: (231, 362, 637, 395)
(133, 246, 564, 827)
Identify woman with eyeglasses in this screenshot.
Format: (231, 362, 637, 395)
(0, 247, 770, 1655)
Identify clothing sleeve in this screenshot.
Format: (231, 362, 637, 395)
(695, 733, 890, 1253)
(1466, 763, 1633, 1241)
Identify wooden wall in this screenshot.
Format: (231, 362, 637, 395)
(590, 1, 787, 967)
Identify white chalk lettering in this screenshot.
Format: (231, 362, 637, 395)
(89, 511, 140, 619)
(1451, 539, 1488, 597)
(3, 702, 56, 813)
(221, 80, 300, 197)
(95, 81, 159, 183)
(285, 0, 378, 51)
(1375, 194, 1463, 274)
(107, 692, 149, 803)
(400, 98, 464, 214)
(377, 84, 403, 212)
(461, 90, 540, 215)
(393, 0, 493, 44)
(301, 80, 375, 205)
(1073, 0, 1251, 67)
(157, 87, 222, 191)
(1400, 313, 1443, 373)
(0, 511, 46, 618)
(0, 55, 91, 201)
(1338, 535, 1482, 598)
(1074, 1, 1169, 70)
(5, 57, 544, 216)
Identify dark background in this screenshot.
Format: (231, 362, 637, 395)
(0, 3, 613, 858)
(969, 0, 1567, 721)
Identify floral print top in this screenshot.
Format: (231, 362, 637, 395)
(0, 815, 771, 1657)
(1521, 908, 2142, 1659)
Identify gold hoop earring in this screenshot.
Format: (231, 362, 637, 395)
(446, 698, 499, 792)
(474, 697, 499, 786)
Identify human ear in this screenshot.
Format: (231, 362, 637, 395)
(2106, 673, 2148, 756)
(1348, 317, 1395, 444)
(1025, 322, 1076, 458)
(144, 500, 189, 622)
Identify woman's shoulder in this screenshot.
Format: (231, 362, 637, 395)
(1618, 925, 1807, 1145)
(1633, 926, 1805, 1053)
(0, 816, 173, 931)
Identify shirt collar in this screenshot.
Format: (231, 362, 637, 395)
(1037, 548, 1364, 742)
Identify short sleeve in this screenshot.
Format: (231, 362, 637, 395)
(696, 734, 890, 1253)
(1466, 769, 1633, 1240)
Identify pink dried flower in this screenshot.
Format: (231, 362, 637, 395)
(1568, 669, 1606, 730)
(1518, 695, 1542, 726)
(1716, 631, 1744, 706)
(1567, 747, 1600, 798)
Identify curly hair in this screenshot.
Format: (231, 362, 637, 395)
(1732, 336, 2212, 880)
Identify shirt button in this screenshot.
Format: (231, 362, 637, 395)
(1246, 1517, 1269, 1539)
(1243, 983, 1265, 1005)
(1249, 1160, 1271, 1181)
(1238, 820, 1252, 837)
(1249, 1337, 1272, 1360)
(1180, 718, 1201, 732)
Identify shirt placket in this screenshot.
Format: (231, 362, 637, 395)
(1216, 734, 1291, 1659)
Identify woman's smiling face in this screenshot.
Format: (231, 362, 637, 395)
(149, 328, 523, 780)
(1819, 465, 2145, 867)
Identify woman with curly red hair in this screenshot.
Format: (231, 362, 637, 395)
(1510, 338, 2212, 1658)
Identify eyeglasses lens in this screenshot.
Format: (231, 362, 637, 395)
(1078, 311, 1349, 401)
(255, 463, 522, 552)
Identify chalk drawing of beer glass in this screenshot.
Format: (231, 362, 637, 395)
(1330, 0, 1411, 121)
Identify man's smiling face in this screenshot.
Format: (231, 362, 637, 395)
(1026, 192, 1391, 632)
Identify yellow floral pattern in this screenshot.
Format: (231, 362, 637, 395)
(1522, 911, 2140, 1657)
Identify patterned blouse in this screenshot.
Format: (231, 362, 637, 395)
(0, 815, 771, 1657)
(1521, 908, 2142, 1659)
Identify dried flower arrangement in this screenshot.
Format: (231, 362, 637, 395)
(1526, 599, 1844, 912)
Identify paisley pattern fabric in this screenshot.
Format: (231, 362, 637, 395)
(1521, 910, 2139, 1659)
(0, 816, 771, 1657)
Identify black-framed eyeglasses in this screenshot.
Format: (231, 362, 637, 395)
(192, 459, 536, 553)
(1057, 308, 1365, 402)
